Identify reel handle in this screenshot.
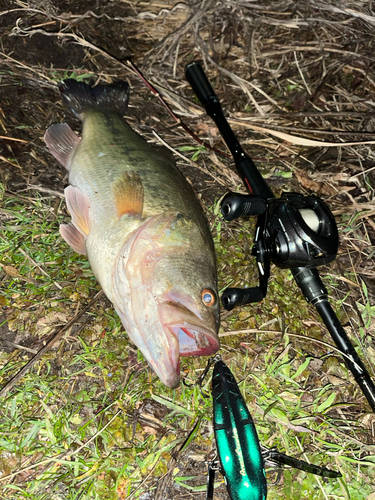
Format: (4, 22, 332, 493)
(221, 287, 266, 311)
(221, 194, 267, 221)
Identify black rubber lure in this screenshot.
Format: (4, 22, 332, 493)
(207, 358, 341, 500)
(263, 448, 342, 478)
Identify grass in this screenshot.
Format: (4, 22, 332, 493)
(0, 184, 374, 499)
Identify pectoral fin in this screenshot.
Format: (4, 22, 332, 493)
(112, 172, 144, 218)
(60, 223, 86, 255)
(64, 185, 90, 236)
(44, 123, 80, 170)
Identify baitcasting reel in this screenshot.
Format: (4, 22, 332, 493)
(221, 192, 339, 310)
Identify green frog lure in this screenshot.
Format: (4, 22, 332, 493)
(202, 355, 341, 500)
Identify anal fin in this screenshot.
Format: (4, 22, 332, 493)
(44, 123, 80, 170)
(112, 172, 144, 218)
(65, 185, 91, 236)
(60, 223, 86, 255)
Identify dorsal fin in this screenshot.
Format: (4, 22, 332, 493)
(112, 172, 144, 218)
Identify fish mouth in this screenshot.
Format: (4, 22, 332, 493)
(169, 324, 219, 356)
(159, 294, 219, 361)
(151, 311, 218, 389)
(116, 289, 219, 389)
(128, 299, 219, 389)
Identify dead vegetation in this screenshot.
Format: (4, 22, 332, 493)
(1, 0, 375, 499)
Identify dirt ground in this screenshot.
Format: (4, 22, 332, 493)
(1, 0, 375, 499)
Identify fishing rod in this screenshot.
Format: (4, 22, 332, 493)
(200, 355, 341, 500)
(184, 61, 375, 413)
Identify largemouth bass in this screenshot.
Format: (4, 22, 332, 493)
(44, 79, 220, 388)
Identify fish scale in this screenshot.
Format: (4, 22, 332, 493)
(73, 112, 199, 221)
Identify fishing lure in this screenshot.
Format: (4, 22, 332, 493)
(211, 357, 267, 500)
(202, 356, 341, 500)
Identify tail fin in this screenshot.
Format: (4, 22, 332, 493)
(59, 79, 130, 118)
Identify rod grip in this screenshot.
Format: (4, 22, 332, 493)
(293, 266, 375, 412)
(185, 62, 218, 111)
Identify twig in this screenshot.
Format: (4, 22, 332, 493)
(147, 0, 216, 62)
(0, 289, 103, 398)
(7, 25, 230, 159)
(126, 60, 230, 158)
(229, 120, 375, 147)
(19, 185, 64, 198)
(0, 156, 22, 169)
(0, 404, 120, 483)
(295, 436, 329, 500)
(220, 329, 364, 372)
(1, 340, 38, 354)
(311, 2, 375, 27)
(259, 45, 375, 62)
(17, 246, 63, 290)
(294, 51, 312, 96)
(0, 51, 54, 83)
(194, 27, 267, 116)
(0, 135, 27, 143)
(152, 130, 227, 186)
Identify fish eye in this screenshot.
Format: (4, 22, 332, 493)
(202, 289, 216, 306)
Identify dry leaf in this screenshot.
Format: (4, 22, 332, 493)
(3, 265, 20, 277)
(231, 120, 375, 147)
(294, 169, 337, 195)
(2, 265, 37, 284)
